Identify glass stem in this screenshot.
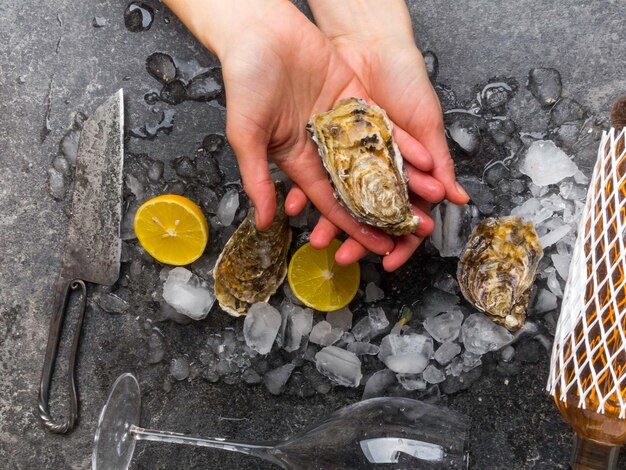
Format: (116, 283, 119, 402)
(131, 425, 283, 467)
(570, 433, 621, 470)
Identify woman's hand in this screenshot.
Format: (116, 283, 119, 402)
(302, 0, 470, 270)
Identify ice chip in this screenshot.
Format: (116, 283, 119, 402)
(511, 198, 553, 226)
(326, 307, 353, 331)
(162, 267, 215, 320)
(461, 313, 513, 355)
(384, 354, 428, 374)
(362, 369, 396, 399)
(434, 341, 461, 365)
(430, 202, 478, 258)
(217, 189, 240, 226)
(417, 288, 460, 319)
(423, 365, 446, 384)
(147, 332, 165, 364)
(532, 289, 558, 314)
(527, 68, 562, 106)
(170, 357, 190, 381)
(95, 292, 128, 314)
(347, 342, 380, 356)
(551, 252, 571, 280)
(263, 364, 295, 395)
(519, 140, 578, 186)
(423, 310, 464, 343)
(396, 374, 427, 391)
(309, 321, 342, 346)
(315, 346, 362, 387)
(365, 282, 385, 302)
(539, 224, 571, 248)
(367, 307, 389, 331)
(243, 302, 282, 355)
(282, 307, 313, 352)
(378, 333, 432, 374)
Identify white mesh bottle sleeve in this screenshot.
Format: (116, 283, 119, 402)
(548, 128, 626, 417)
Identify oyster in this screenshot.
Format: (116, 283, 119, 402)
(457, 216, 543, 331)
(213, 182, 292, 316)
(307, 97, 419, 236)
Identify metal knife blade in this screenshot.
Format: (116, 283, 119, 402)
(38, 89, 124, 434)
(61, 89, 124, 285)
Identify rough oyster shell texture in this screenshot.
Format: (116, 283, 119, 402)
(457, 216, 543, 331)
(307, 97, 419, 236)
(213, 182, 292, 316)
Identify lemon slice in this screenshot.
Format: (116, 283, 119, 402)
(134, 194, 209, 266)
(288, 239, 360, 312)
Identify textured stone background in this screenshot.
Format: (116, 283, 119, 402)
(0, 0, 624, 469)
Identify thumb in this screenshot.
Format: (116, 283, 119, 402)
(227, 129, 276, 230)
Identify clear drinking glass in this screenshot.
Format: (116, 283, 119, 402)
(93, 373, 470, 469)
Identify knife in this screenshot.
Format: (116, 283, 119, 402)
(38, 90, 124, 434)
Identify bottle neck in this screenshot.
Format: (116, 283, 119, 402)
(570, 434, 621, 470)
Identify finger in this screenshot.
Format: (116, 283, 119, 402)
(286, 145, 395, 256)
(335, 238, 369, 266)
(410, 89, 469, 205)
(285, 184, 308, 216)
(405, 164, 445, 203)
(310, 216, 340, 249)
(382, 234, 423, 272)
(410, 201, 435, 237)
(226, 128, 276, 231)
(394, 125, 433, 172)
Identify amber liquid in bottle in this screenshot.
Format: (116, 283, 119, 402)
(552, 130, 626, 469)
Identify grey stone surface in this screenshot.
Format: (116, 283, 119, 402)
(0, 1, 624, 469)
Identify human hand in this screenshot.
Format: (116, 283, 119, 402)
(164, 0, 397, 256)
(300, 0, 470, 271)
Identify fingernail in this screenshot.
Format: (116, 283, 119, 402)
(455, 182, 470, 201)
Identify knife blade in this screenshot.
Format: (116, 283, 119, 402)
(38, 90, 124, 434)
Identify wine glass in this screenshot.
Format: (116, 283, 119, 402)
(93, 373, 470, 469)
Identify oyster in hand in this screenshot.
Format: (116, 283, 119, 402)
(307, 97, 419, 236)
(213, 183, 292, 316)
(457, 216, 543, 331)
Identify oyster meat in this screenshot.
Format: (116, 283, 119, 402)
(213, 182, 292, 316)
(457, 216, 543, 331)
(307, 97, 419, 236)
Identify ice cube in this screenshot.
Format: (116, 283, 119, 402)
(365, 282, 385, 302)
(500, 345, 515, 362)
(527, 68, 562, 106)
(532, 289, 558, 314)
(551, 252, 571, 280)
(217, 189, 239, 226)
(243, 302, 282, 355)
(539, 224, 571, 248)
(462, 351, 482, 371)
(147, 160, 164, 182)
(457, 175, 495, 215)
(243, 368, 262, 384)
(549, 98, 586, 127)
(347, 342, 380, 356)
(309, 321, 342, 346)
(430, 202, 478, 257)
(423, 310, 464, 343)
(519, 140, 578, 186)
(396, 374, 427, 391)
(170, 357, 190, 381)
(326, 307, 353, 331)
(559, 181, 587, 201)
(368, 307, 389, 331)
(162, 267, 215, 320)
(263, 364, 295, 395)
(281, 305, 313, 352)
(461, 313, 513, 355)
(423, 365, 446, 384)
(378, 334, 432, 374)
(511, 198, 553, 226)
(362, 369, 396, 399)
(547, 270, 564, 297)
(434, 341, 461, 365)
(315, 346, 362, 387)
(417, 288, 460, 319)
(447, 117, 481, 155)
(433, 273, 460, 295)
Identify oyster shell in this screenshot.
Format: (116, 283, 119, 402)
(457, 216, 543, 331)
(213, 182, 292, 316)
(307, 97, 419, 236)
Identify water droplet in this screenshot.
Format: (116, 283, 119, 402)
(124, 2, 154, 32)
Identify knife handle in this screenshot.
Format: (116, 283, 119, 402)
(37, 278, 88, 434)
